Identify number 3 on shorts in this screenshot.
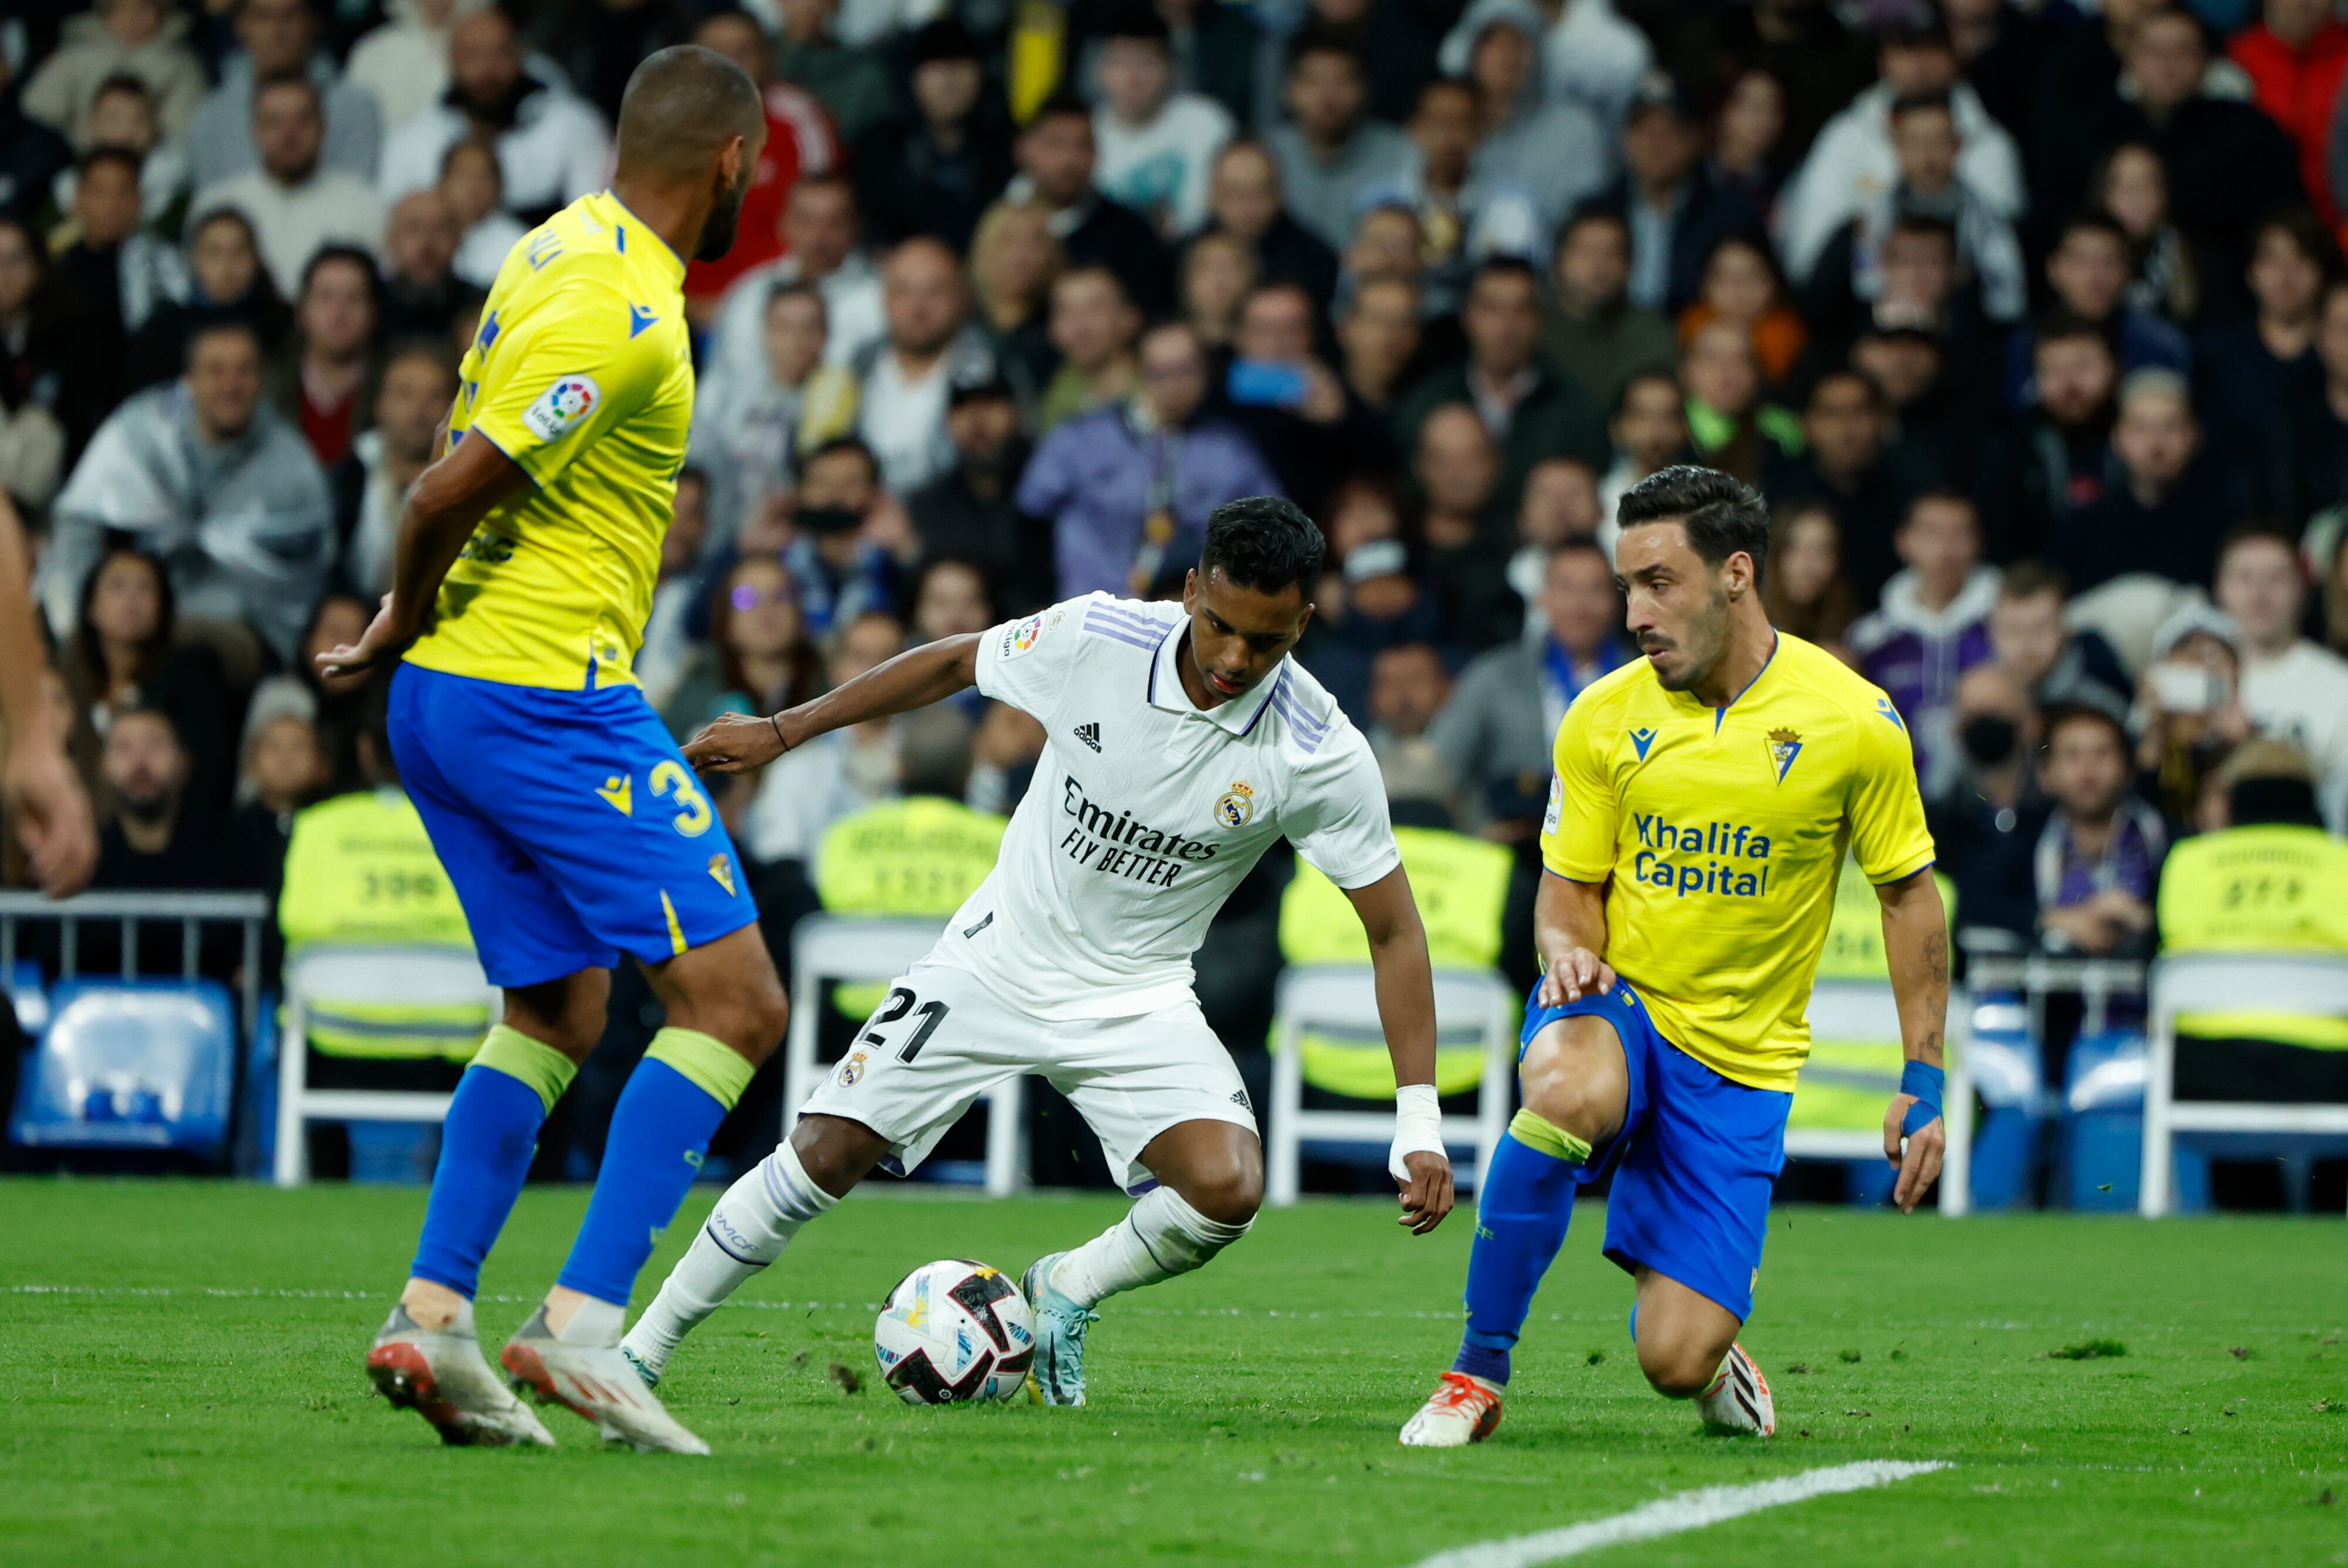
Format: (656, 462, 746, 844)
(861, 986, 952, 1063)
(649, 759, 712, 836)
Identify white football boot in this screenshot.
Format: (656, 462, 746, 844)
(500, 1307, 711, 1455)
(1697, 1341, 1776, 1435)
(366, 1303, 556, 1448)
(1398, 1371, 1504, 1447)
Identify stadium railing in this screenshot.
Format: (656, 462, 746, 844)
(1264, 965, 1517, 1207)
(272, 944, 498, 1187)
(782, 914, 1027, 1196)
(0, 890, 269, 1172)
(2140, 952, 2348, 1218)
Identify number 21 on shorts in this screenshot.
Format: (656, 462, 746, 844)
(862, 986, 951, 1063)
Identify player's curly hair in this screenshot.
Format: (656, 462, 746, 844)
(1617, 464, 1772, 585)
(1200, 496, 1327, 598)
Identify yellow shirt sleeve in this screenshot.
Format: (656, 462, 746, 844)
(464, 276, 666, 488)
(1539, 691, 1618, 881)
(1845, 695, 1938, 885)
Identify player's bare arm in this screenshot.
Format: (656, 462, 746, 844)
(1341, 866, 1455, 1234)
(1532, 870, 1614, 1009)
(685, 633, 984, 772)
(1875, 867, 1950, 1214)
(315, 431, 532, 680)
(0, 492, 97, 897)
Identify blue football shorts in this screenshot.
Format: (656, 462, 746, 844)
(1520, 978, 1793, 1322)
(388, 662, 755, 988)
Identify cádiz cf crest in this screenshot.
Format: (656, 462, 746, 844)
(1766, 728, 1803, 784)
(707, 854, 737, 897)
(1214, 781, 1257, 827)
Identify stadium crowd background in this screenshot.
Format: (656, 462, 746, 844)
(3, 0, 2347, 1195)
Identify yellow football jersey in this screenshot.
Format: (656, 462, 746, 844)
(403, 191, 694, 691)
(1540, 633, 1935, 1090)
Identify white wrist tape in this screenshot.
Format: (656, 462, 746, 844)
(1390, 1082, 1445, 1182)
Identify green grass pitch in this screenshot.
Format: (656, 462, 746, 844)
(1, 1178, 2342, 1566)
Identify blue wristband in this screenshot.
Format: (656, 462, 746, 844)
(1899, 1060, 1944, 1137)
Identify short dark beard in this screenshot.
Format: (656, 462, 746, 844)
(695, 180, 748, 262)
(1655, 584, 1730, 693)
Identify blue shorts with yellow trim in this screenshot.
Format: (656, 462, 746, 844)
(1521, 979, 1792, 1322)
(389, 662, 755, 988)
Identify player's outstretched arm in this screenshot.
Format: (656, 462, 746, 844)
(316, 430, 532, 681)
(684, 633, 984, 773)
(1532, 870, 1614, 1009)
(1341, 867, 1455, 1235)
(1875, 868, 1950, 1214)
(0, 492, 97, 897)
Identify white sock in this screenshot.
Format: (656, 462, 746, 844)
(620, 1143, 837, 1377)
(553, 1296, 626, 1347)
(1049, 1185, 1253, 1309)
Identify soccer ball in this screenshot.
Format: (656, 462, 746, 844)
(873, 1259, 1036, 1405)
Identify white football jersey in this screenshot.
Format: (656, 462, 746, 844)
(929, 593, 1400, 1022)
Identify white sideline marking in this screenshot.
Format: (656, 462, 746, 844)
(1405, 1460, 1948, 1568)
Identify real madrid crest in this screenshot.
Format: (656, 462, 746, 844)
(838, 1049, 868, 1086)
(1213, 780, 1256, 828)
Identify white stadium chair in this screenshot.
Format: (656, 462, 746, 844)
(2140, 952, 2348, 1218)
(1796, 978, 1974, 1216)
(1265, 965, 1517, 1207)
(274, 946, 498, 1188)
(784, 914, 1027, 1196)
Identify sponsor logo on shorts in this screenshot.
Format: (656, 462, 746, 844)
(596, 773, 632, 815)
(521, 374, 602, 441)
(1213, 780, 1256, 828)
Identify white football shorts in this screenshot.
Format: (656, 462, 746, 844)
(797, 953, 1258, 1192)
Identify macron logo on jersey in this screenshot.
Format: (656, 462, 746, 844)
(1630, 726, 1658, 761)
(628, 303, 657, 339)
(522, 375, 601, 441)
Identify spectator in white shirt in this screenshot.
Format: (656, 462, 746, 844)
(190, 76, 386, 300)
(707, 173, 888, 410)
(1436, 0, 1651, 128)
(186, 0, 383, 190)
(347, 0, 486, 138)
(375, 7, 610, 219)
(1092, 8, 1234, 239)
(855, 236, 998, 493)
(2214, 526, 2348, 830)
(1776, 15, 2022, 287)
(435, 137, 528, 290)
(693, 281, 861, 540)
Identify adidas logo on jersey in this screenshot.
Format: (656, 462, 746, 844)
(1074, 722, 1102, 753)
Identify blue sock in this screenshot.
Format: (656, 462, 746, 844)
(410, 1028, 576, 1297)
(1453, 1124, 1584, 1387)
(556, 1030, 753, 1307)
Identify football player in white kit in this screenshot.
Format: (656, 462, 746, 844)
(619, 497, 1458, 1407)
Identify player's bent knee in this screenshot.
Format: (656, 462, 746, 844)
(1637, 1338, 1724, 1400)
(1519, 1070, 1623, 1151)
(788, 1113, 889, 1198)
(1177, 1161, 1263, 1228)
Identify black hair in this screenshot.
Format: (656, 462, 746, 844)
(1549, 535, 1612, 570)
(1885, 212, 1958, 249)
(1286, 26, 1365, 75)
(1889, 87, 1955, 121)
(72, 542, 176, 692)
(1468, 254, 1541, 294)
(1810, 364, 1884, 411)
(801, 433, 880, 479)
(1024, 92, 1094, 129)
(252, 69, 323, 115)
(2054, 209, 2130, 253)
(77, 144, 143, 183)
(2229, 774, 2325, 827)
(2042, 699, 2128, 754)
(1555, 204, 1630, 261)
(2250, 206, 2344, 282)
(1615, 465, 1772, 583)
(1612, 366, 1683, 417)
(184, 313, 264, 367)
(1099, 5, 1173, 46)
(299, 242, 380, 305)
(92, 72, 154, 106)
(2033, 308, 2114, 351)
(1200, 496, 1327, 597)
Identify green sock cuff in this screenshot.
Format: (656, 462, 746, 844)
(471, 1023, 579, 1114)
(1509, 1108, 1593, 1165)
(646, 1027, 757, 1110)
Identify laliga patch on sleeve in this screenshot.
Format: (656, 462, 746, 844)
(1541, 775, 1561, 836)
(521, 374, 603, 441)
(998, 613, 1047, 660)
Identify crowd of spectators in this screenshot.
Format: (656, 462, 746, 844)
(6, 0, 2348, 991)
